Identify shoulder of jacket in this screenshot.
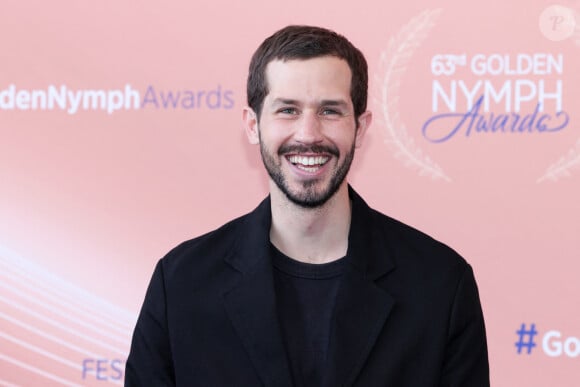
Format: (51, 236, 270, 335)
(369, 207, 469, 271)
(159, 211, 251, 271)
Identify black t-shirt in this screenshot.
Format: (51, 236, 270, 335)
(271, 243, 348, 387)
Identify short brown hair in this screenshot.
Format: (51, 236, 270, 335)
(247, 25, 368, 120)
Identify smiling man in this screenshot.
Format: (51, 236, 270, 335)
(126, 25, 489, 386)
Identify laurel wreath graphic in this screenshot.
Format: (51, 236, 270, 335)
(574, 3, 580, 47)
(375, 8, 451, 182)
(537, 137, 580, 183)
(537, 4, 580, 183)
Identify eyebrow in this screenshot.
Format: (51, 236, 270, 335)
(271, 98, 300, 106)
(320, 99, 349, 108)
(271, 98, 349, 108)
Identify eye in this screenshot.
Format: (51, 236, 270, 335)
(320, 108, 341, 116)
(278, 107, 298, 115)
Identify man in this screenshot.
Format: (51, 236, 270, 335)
(126, 25, 489, 386)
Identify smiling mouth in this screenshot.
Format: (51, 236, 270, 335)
(287, 155, 330, 172)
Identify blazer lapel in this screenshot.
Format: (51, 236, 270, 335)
(323, 187, 397, 386)
(323, 264, 395, 387)
(222, 197, 293, 387)
(221, 189, 396, 387)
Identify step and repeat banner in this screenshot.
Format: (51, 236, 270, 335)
(1, 0, 579, 385)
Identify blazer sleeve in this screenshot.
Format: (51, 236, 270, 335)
(440, 264, 490, 387)
(125, 260, 175, 386)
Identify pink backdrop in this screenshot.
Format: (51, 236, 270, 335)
(1, 0, 579, 385)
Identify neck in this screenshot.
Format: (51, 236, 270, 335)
(269, 182, 351, 264)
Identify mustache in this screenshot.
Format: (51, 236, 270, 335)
(278, 144, 339, 157)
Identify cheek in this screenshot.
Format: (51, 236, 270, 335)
(326, 130, 357, 148)
(259, 127, 292, 146)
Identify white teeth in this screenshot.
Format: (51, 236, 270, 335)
(288, 155, 329, 166)
(296, 165, 318, 172)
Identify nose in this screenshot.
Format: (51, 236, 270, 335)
(294, 111, 323, 144)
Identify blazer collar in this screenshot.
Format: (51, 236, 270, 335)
(323, 186, 396, 386)
(223, 196, 293, 387)
(346, 185, 396, 279)
(225, 186, 396, 277)
(223, 186, 396, 386)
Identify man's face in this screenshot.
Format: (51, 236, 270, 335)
(244, 56, 371, 208)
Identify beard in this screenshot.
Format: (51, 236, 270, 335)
(259, 133, 356, 209)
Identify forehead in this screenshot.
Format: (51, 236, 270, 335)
(264, 57, 352, 101)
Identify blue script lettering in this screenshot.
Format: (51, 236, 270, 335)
(422, 95, 569, 143)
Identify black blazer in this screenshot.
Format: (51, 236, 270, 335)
(126, 187, 489, 386)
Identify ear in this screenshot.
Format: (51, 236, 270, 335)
(354, 110, 372, 148)
(243, 107, 260, 145)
